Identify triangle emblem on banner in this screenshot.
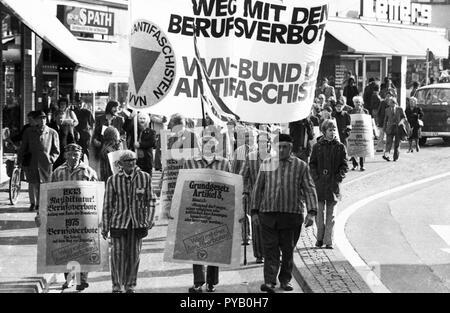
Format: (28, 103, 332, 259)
(131, 47, 161, 93)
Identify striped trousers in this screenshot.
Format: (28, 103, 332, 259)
(110, 226, 143, 290)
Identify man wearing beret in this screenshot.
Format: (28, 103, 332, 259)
(252, 134, 318, 293)
(35, 143, 98, 291)
(102, 150, 156, 293)
(19, 110, 60, 212)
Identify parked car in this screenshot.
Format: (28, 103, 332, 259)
(413, 83, 450, 145)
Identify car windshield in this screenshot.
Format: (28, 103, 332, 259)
(416, 88, 450, 106)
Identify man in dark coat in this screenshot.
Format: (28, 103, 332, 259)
(289, 117, 315, 163)
(18, 110, 60, 211)
(343, 77, 359, 108)
(332, 99, 352, 147)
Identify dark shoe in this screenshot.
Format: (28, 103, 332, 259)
(76, 282, 89, 291)
(360, 167, 366, 172)
(325, 245, 334, 249)
(382, 155, 391, 162)
(280, 282, 294, 291)
(315, 240, 323, 248)
(125, 288, 135, 293)
(260, 283, 275, 293)
(351, 166, 357, 171)
(188, 285, 203, 293)
(242, 241, 250, 246)
(376, 149, 384, 153)
(206, 284, 216, 293)
(112, 289, 122, 293)
(29, 204, 35, 212)
(255, 257, 264, 264)
(61, 281, 71, 290)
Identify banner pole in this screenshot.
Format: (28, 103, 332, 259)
(134, 111, 139, 149)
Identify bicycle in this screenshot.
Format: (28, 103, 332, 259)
(5, 153, 23, 205)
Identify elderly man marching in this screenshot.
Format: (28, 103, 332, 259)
(51, 143, 98, 291)
(252, 134, 318, 293)
(35, 143, 98, 291)
(239, 131, 272, 264)
(102, 150, 156, 293)
(183, 135, 232, 293)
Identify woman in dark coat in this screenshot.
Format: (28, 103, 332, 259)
(93, 101, 125, 157)
(124, 112, 156, 175)
(309, 119, 348, 249)
(406, 97, 424, 152)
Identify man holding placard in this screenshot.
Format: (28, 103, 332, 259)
(183, 135, 232, 293)
(102, 150, 156, 293)
(252, 134, 318, 293)
(35, 143, 98, 291)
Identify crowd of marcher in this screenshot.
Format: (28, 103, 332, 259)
(8, 73, 426, 293)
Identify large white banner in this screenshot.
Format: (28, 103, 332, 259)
(37, 181, 109, 273)
(128, 0, 328, 123)
(164, 169, 242, 267)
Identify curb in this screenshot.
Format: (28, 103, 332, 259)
(0, 274, 56, 293)
(292, 226, 372, 293)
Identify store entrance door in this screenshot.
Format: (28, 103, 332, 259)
(42, 74, 59, 111)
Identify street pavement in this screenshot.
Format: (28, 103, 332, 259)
(0, 181, 56, 292)
(1, 138, 450, 293)
(341, 138, 450, 293)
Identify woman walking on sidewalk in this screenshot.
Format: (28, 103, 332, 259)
(349, 96, 370, 171)
(309, 120, 348, 249)
(406, 97, 424, 153)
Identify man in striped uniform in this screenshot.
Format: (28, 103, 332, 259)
(239, 131, 272, 264)
(102, 150, 156, 293)
(39, 143, 97, 291)
(183, 135, 232, 293)
(252, 134, 318, 293)
(232, 127, 257, 245)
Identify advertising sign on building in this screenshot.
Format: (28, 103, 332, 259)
(361, 0, 431, 25)
(58, 5, 115, 36)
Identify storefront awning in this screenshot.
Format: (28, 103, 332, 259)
(0, 0, 118, 93)
(327, 20, 395, 55)
(78, 40, 130, 84)
(327, 19, 450, 59)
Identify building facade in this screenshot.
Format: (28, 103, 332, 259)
(320, 0, 450, 105)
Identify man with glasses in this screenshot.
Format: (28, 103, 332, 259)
(102, 150, 156, 293)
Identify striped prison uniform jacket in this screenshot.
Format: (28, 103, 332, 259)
(183, 155, 232, 172)
(252, 155, 318, 216)
(232, 144, 256, 175)
(50, 161, 97, 279)
(51, 162, 98, 182)
(102, 167, 156, 231)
